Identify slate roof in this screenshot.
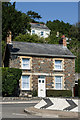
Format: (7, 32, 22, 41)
(30, 23, 50, 30)
(9, 41, 76, 58)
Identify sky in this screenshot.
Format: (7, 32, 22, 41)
(15, 2, 78, 25)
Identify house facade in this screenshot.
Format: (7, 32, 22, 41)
(30, 23, 51, 38)
(5, 35, 76, 97)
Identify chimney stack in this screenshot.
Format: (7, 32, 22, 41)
(6, 31, 12, 44)
(59, 35, 67, 47)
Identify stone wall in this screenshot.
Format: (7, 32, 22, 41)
(32, 57, 53, 73)
(9, 55, 21, 68)
(9, 55, 75, 95)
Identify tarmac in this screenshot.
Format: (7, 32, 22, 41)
(1, 97, 80, 118)
(24, 106, 79, 118)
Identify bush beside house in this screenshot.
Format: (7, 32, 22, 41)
(78, 79, 80, 98)
(2, 67, 22, 97)
(46, 90, 72, 97)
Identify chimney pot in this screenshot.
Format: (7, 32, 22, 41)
(61, 35, 67, 47)
(6, 31, 12, 44)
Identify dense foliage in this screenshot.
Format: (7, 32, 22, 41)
(2, 41, 6, 57)
(27, 10, 42, 20)
(2, 2, 31, 40)
(2, 67, 22, 97)
(0, 68, 2, 96)
(14, 33, 44, 43)
(78, 79, 80, 98)
(46, 20, 72, 36)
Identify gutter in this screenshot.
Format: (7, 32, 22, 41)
(11, 52, 76, 58)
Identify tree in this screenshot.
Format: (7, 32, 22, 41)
(2, 2, 31, 61)
(14, 33, 44, 43)
(2, 67, 22, 97)
(68, 24, 80, 73)
(46, 20, 72, 36)
(2, 2, 31, 40)
(27, 10, 42, 20)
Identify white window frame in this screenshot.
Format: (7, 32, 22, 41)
(22, 58, 30, 70)
(32, 30, 35, 34)
(41, 31, 44, 36)
(54, 60, 62, 70)
(21, 75, 30, 90)
(55, 76, 62, 90)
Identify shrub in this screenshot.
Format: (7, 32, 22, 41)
(46, 90, 72, 97)
(0, 68, 2, 96)
(78, 79, 80, 98)
(32, 90, 37, 97)
(2, 67, 22, 97)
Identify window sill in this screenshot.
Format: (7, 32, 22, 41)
(53, 69, 64, 72)
(54, 89, 63, 90)
(21, 89, 30, 91)
(22, 68, 31, 70)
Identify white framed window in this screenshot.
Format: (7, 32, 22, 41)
(22, 75, 30, 90)
(55, 76, 62, 90)
(22, 58, 30, 69)
(32, 30, 35, 34)
(41, 31, 44, 36)
(55, 60, 62, 70)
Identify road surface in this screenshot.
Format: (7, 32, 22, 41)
(2, 103, 41, 118)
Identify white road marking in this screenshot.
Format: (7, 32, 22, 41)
(12, 113, 28, 116)
(0, 101, 39, 104)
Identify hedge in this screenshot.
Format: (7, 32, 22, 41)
(78, 79, 80, 98)
(2, 67, 22, 97)
(46, 90, 72, 97)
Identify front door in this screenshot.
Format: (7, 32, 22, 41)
(38, 76, 46, 97)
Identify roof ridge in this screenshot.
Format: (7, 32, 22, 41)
(12, 41, 62, 46)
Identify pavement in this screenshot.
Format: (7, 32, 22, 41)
(24, 106, 79, 118)
(1, 100, 40, 104)
(1, 97, 79, 118)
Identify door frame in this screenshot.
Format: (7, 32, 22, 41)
(38, 76, 46, 97)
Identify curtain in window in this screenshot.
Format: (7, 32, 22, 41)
(22, 58, 30, 69)
(55, 60, 62, 70)
(55, 76, 62, 89)
(22, 76, 30, 90)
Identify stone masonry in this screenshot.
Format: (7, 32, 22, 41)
(9, 55, 75, 96)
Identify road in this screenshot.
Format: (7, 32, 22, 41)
(2, 103, 42, 118)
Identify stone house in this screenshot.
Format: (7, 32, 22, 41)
(29, 23, 51, 38)
(4, 32, 76, 97)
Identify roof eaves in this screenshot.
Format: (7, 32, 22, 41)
(11, 52, 76, 58)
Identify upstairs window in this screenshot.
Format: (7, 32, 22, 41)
(22, 58, 30, 69)
(32, 30, 35, 34)
(55, 60, 62, 70)
(41, 31, 44, 36)
(22, 75, 30, 90)
(55, 76, 62, 90)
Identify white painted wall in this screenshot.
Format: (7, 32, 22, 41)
(31, 28, 50, 38)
